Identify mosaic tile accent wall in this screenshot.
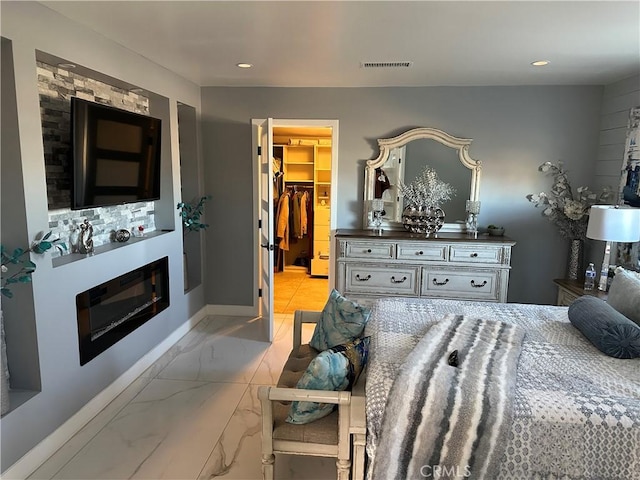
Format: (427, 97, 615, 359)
(37, 62, 156, 251)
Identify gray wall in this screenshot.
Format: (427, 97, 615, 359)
(201, 85, 605, 306)
(1, 3, 203, 472)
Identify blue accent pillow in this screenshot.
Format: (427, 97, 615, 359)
(568, 296, 640, 359)
(309, 289, 371, 351)
(287, 336, 370, 425)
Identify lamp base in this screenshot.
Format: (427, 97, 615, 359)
(598, 241, 611, 291)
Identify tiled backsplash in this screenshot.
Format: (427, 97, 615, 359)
(37, 62, 156, 251)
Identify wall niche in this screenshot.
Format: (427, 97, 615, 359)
(37, 60, 157, 252)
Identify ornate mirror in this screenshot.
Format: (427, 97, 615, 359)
(363, 127, 482, 232)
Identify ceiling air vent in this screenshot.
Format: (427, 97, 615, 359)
(361, 61, 413, 68)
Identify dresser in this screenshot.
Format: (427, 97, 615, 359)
(334, 229, 516, 305)
(553, 278, 608, 306)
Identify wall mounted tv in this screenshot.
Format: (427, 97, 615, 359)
(71, 97, 162, 209)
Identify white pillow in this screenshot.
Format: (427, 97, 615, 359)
(607, 267, 640, 326)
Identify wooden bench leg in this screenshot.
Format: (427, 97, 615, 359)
(336, 459, 351, 480)
(352, 432, 366, 480)
(261, 453, 274, 480)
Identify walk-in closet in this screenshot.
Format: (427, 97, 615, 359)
(272, 126, 332, 313)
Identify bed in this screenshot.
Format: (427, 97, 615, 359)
(364, 297, 640, 480)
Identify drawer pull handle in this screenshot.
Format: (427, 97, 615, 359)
(471, 280, 487, 288)
(356, 274, 371, 282)
(366, 249, 372, 253)
(390, 276, 407, 284)
(433, 278, 449, 286)
(470, 253, 479, 258)
(416, 251, 424, 255)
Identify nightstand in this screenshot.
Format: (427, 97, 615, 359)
(553, 278, 608, 306)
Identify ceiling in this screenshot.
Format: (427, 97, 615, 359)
(39, 1, 640, 88)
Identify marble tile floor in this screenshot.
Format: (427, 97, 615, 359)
(28, 312, 338, 480)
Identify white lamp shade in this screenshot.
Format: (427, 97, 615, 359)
(586, 205, 640, 242)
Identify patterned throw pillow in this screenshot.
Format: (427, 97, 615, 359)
(286, 336, 370, 424)
(309, 289, 371, 351)
(568, 296, 640, 359)
(607, 267, 640, 326)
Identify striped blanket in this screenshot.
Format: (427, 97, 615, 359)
(371, 315, 524, 480)
(365, 298, 640, 480)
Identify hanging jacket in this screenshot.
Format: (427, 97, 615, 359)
(276, 191, 290, 250)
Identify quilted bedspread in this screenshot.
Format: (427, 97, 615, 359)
(364, 298, 640, 480)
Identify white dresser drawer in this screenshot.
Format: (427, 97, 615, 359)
(314, 225, 331, 242)
(345, 264, 419, 295)
(311, 257, 329, 276)
(397, 243, 447, 262)
(449, 245, 502, 264)
(314, 240, 330, 260)
(344, 241, 394, 260)
(557, 289, 579, 307)
(422, 268, 499, 300)
(315, 207, 331, 225)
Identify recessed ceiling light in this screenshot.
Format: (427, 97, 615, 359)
(57, 62, 76, 69)
(237, 63, 253, 69)
(531, 60, 550, 67)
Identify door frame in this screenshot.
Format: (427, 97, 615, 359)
(252, 118, 339, 335)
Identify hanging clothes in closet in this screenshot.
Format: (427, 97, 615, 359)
(275, 185, 314, 272)
(291, 188, 309, 239)
(276, 188, 290, 251)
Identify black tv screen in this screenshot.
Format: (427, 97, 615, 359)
(71, 97, 162, 209)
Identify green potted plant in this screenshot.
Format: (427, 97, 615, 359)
(177, 196, 210, 290)
(487, 224, 505, 236)
(1, 231, 66, 415)
(1, 232, 66, 298)
(177, 195, 211, 234)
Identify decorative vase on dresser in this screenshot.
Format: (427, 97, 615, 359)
(567, 238, 584, 280)
(334, 229, 516, 306)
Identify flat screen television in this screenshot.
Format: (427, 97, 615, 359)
(71, 97, 162, 209)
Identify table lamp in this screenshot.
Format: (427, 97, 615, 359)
(586, 205, 640, 291)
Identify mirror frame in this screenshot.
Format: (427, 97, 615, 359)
(363, 127, 482, 232)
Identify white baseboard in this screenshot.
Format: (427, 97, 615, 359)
(2, 306, 208, 480)
(206, 303, 259, 317)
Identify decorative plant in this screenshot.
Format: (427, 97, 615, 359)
(177, 195, 211, 234)
(1, 232, 66, 298)
(398, 165, 455, 207)
(526, 161, 612, 240)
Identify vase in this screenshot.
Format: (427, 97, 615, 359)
(567, 239, 584, 280)
(401, 205, 445, 237)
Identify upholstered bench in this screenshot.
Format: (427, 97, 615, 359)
(258, 310, 366, 480)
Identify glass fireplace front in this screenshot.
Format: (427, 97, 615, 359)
(76, 256, 169, 365)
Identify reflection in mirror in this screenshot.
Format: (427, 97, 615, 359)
(404, 140, 469, 223)
(363, 127, 482, 232)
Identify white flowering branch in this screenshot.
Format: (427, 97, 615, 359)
(398, 165, 455, 208)
(526, 161, 612, 240)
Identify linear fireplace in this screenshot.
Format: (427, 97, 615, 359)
(76, 257, 169, 365)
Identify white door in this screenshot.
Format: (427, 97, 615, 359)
(258, 118, 275, 341)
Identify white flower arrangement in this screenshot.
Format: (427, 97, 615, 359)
(398, 165, 455, 208)
(526, 161, 612, 240)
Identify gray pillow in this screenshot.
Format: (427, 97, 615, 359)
(607, 267, 640, 326)
(568, 296, 640, 359)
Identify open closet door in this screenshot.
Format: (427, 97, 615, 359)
(258, 118, 275, 341)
